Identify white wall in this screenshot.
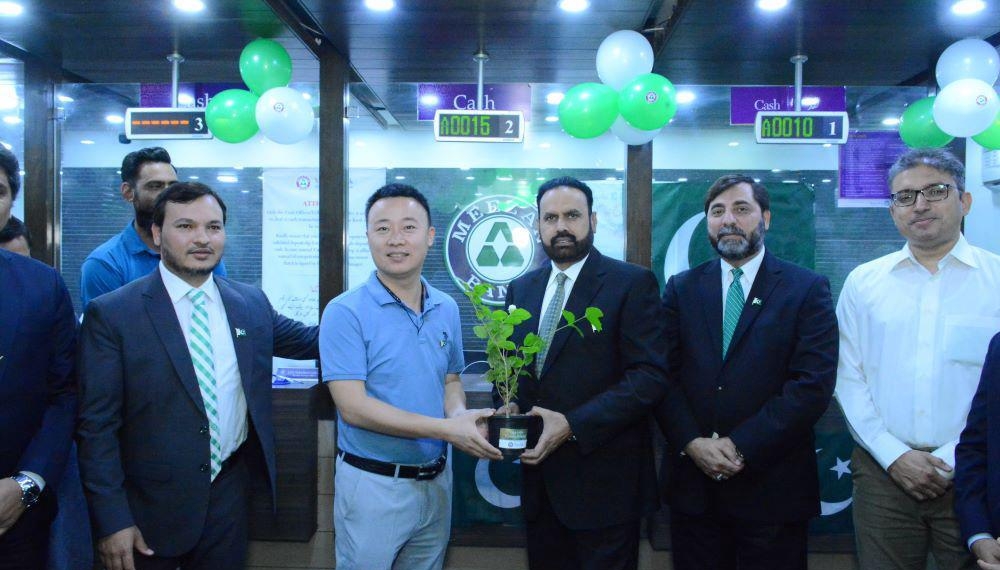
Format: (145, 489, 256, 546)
(963, 140, 1000, 255)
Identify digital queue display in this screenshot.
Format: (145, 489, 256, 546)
(434, 110, 524, 143)
(754, 111, 849, 145)
(125, 108, 213, 140)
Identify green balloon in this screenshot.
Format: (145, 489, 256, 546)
(239, 39, 293, 96)
(206, 89, 259, 143)
(619, 73, 677, 131)
(899, 96, 953, 148)
(558, 83, 618, 139)
(972, 111, 1000, 150)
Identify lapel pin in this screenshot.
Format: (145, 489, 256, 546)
(751, 297, 762, 306)
(235, 328, 247, 338)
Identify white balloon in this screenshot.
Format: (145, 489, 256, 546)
(932, 78, 1000, 137)
(936, 38, 1000, 88)
(596, 30, 654, 90)
(611, 115, 660, 145)
(255, 87, 315, 144)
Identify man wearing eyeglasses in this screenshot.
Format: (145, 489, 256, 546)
(836, 147, 1000, 569)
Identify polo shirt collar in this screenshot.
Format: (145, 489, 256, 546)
(364, 270, 439, 310)
(123, 222, 158, 257)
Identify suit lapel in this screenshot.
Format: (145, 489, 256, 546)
(143, 273, 205, 410)
(541, 250, 604, 377)
(216, 278, 255, 399)
(698, 260, 724, 363)
(0, 253, 21, 380)
(725, 252, 781, 360)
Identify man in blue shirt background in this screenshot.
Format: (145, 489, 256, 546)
(80, 146, 226, 308)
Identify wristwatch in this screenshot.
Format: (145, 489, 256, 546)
(11, 473, 41, 509)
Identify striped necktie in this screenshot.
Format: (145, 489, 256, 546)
(187, 289, 222, 480)
(536, 272, 568, 375)
(722, 267, 744, 359)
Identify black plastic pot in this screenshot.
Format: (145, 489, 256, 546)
(488, 413, 542, 460)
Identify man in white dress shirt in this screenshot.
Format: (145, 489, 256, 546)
(836, 148, 1000, 570)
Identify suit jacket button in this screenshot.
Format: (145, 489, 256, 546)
(199, 426, 209, 435)
(199, 464, 209, 472)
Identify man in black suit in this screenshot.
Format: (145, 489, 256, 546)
(654, 174, 838, 570)
(502, 176, 669, 570)
(0, 148, 77, 569)
(77, 182, 318, 570)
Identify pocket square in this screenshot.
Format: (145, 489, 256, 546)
(235, 328, 247, 338)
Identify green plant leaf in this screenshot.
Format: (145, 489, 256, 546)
(472, 324, 488, 339)
(585, 307, 604, 332)
(505, 307, 531, 325)
(523, 333, 543, 347)
(500, 340, 516, 351)
(562, 309, 577, 325)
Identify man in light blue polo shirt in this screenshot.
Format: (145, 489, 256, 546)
(320, 183, 502, 570)
(80, 147, 226, 308)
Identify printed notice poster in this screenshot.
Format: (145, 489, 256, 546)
(262, 168, 386, 386)
(838, 131, 909, 208)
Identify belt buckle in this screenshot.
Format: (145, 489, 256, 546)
(416, 456, 445, 480)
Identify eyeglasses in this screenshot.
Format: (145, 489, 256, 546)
(889, 183, 955, 207)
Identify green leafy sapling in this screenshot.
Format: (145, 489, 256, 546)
(464, 282, 604, 415)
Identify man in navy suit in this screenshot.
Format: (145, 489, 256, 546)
(956, 334, 1000, 569)
(655, 174, 838, 570)
(77, 182, 318, 570)
(502, 177, 669, 570)
(0, 147, 77, 569)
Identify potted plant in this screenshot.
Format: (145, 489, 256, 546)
(464, 283, 604, 460)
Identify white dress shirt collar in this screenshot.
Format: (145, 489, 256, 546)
(720, 246, 766, 301)
(159, 262, 221, 304)
(894, 233, 978, 273)
(548, 253, 589, 286)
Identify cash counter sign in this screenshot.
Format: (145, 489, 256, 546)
(446, 195, 539, 306)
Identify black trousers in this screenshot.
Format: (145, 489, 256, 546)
(0, 490, 56, 570)
(524, 483, 640, 570)
(670, 510, 808, 570)
(132, 449, 251, 570)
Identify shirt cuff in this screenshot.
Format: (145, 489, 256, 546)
(868, 433, 913, 471)
(18, 470, 45, 492)
(968, 533, 994, 551)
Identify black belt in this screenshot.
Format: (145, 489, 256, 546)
(338, 451, 446, 480)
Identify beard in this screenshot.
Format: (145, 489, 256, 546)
(710, 220, 765, 262)
(134, 202, 155, 235)
(542, 226, 594, 266)
(160, 244, 218, 280)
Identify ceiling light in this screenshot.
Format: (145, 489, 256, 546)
(56, 94, 74, 103)
(173, 0, 204, 12)
(800, 96, 820, 106)
(952, 0, 986, 15)
(177, 93, 195, 105)
(881, 117, 900, 126)
(105, 114, 124, 124)
(771, 169, 782, 173)
(782, 179, 799, 184)
(675, 90, 696, 104)
(728, 141, 739, 147)
(677, 177, 688, 182)
(2, 115, 21, 124)
(395, 175, 406, 180)
(821, 179, 832, 183)
(546, 92, 564, 105)
(756, 0, 789, 11)
(0, 2, 23, 16)
(536, 177, 545, 181)
(465, 176, 475, 180)
(559, 0, 589, 12)
(241, 189, 250, 194)
(217, 175, 238, 183)
(544, 115, 559, 123)
(80, 140, 95, 145)
(365, 0, 395, 11)
(188, 175, 200, 180)
(419, 94, 440, 106)
(822, 143, 832, 148)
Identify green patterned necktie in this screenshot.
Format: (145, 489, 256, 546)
(187, 289, 222, 480)
(722, 267, 744, 359)
(536, 272, 568, 375)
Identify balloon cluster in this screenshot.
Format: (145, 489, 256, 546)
(899, 38, 1000, 150)
(205, 39, 316, 144)
(558, 31, 677, 145)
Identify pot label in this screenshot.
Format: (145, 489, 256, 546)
(498, 428, 528, 449)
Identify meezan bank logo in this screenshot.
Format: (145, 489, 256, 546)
(445, 195, 541, 306)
